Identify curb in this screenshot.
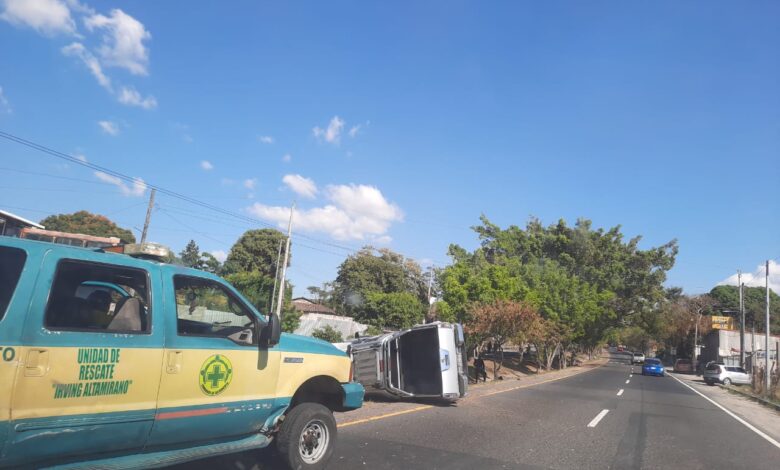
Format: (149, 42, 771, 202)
(720, 385, 780, 413)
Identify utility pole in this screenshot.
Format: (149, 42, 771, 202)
(425, 266, 434, 324)
(765, 260, 770, 396)
(269, 239, 283, 314)
(275, 203, 295, 320)
(693, 309, 701, 375)
(140, 188, 156, 244)
(739, 272, 745, 368)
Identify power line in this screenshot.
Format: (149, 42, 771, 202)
(0, 129, 361, 255)
(0, 130, 449, 266)
(156, 208, 233, 247)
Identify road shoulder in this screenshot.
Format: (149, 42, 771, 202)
(668, 372, 780, 444)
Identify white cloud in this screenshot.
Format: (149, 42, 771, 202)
(247, 183, 403, 241)
(97, 120, 119, 135)
(73, 153, 87, 162)
(200, 160, 213, 171)
(210, 250, 227, 263)
(117, 86, 156, 109)
(1, 0, 76, 35)
(0, 86, 11, 113)
(348, 125, 360, 138)
(64, 0, 94, 16)
(282, 153, 292, 163)
(61, 42, 112, 91)
(719, 260, 780, 294)
(313, 116, 345, 145)
(282, 174, 318, 199)
(243, 178, 257, 190)
(94, 171, 146, 197)
(84, 8, 150, 75)
(259, 135, 274, 144)
(374, 235, 392, 245)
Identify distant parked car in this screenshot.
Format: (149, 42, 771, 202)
(674, 358, 693, 373)
(632, 352, 645, 364)
(703, 363, 751, 385)
(641, 358, 665, 377)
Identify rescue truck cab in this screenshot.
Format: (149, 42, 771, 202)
(0, 238, 363, 469)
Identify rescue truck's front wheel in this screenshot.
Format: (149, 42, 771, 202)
(276, 403, 337, 470)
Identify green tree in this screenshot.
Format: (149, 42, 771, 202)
(311, 325, 344, 343)
(709, 285, 780, 334)
(333, 247, 426, 316)
(224, 271, 277, 314)
(358, 292, 425, 329)
(224, 271, 300, 332)
(280, 304, 301, 333)
(40, 210, 135, 244)
(198, 252, 222, 274)
(180, 240, 201, 267)
(223, 229, 287, 277)
(179, 240, 222, 274)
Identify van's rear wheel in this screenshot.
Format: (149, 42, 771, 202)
(276, 403, 336, 470)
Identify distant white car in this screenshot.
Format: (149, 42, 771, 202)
(632, 352, 645, 364)
(703, 363, 751, 385)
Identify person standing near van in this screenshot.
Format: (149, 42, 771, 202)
(474, 355, 487, 382)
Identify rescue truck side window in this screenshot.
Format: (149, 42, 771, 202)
(0, 246, 27, 320)
(174, 275, 256, 343)
(44, 260, 151, 333)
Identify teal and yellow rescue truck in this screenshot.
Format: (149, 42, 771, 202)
(0, 237, 364, 469)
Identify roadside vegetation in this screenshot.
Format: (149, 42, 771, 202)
(40, 210, 778, 376)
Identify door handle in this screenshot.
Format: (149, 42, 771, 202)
(25, 349, 49, 377)
(166, 351, 182, 374)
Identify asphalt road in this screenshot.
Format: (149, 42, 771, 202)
(179, 354, 780, 469)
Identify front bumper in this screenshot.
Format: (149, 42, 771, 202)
(340, 381, 365, 410)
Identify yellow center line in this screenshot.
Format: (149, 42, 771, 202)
(338, 405, 434, 428)
(338, 361, 606, 428)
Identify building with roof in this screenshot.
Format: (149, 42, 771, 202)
(293, 313, 369, 341)
(292, 297, 337, 315)
(0, 209, 44, 237)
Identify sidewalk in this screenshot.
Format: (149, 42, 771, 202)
(335, 356, 608, 427)
(668, 372, 780, 443)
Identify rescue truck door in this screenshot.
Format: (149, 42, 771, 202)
(7, 253, 164, 465)
(148, 274, 281, 447)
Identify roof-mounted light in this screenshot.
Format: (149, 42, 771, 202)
(121, 243, 171, 261)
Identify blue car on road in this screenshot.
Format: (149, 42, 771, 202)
(641, 358, 665, 377)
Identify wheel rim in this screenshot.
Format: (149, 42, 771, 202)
(299, 419, 330, 464)
(723, 378, 731, 385)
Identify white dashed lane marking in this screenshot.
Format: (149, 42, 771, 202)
(587, 409, 610, 428)
(617, 389, 624, 396)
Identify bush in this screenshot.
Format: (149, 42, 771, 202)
(311, 325, 343, 343)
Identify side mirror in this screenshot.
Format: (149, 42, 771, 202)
(260, 313, 282, 348)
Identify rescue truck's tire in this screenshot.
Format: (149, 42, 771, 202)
(276, 403, 337, 470)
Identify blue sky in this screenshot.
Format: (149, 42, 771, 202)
(1, 1, 778, 298)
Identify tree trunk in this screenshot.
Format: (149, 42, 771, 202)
(561, 344, 567, 370)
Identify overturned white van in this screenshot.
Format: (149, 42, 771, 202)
(347, 322, 468, 401)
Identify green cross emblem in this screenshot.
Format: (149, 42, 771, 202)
(199, 354, 233, 396)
